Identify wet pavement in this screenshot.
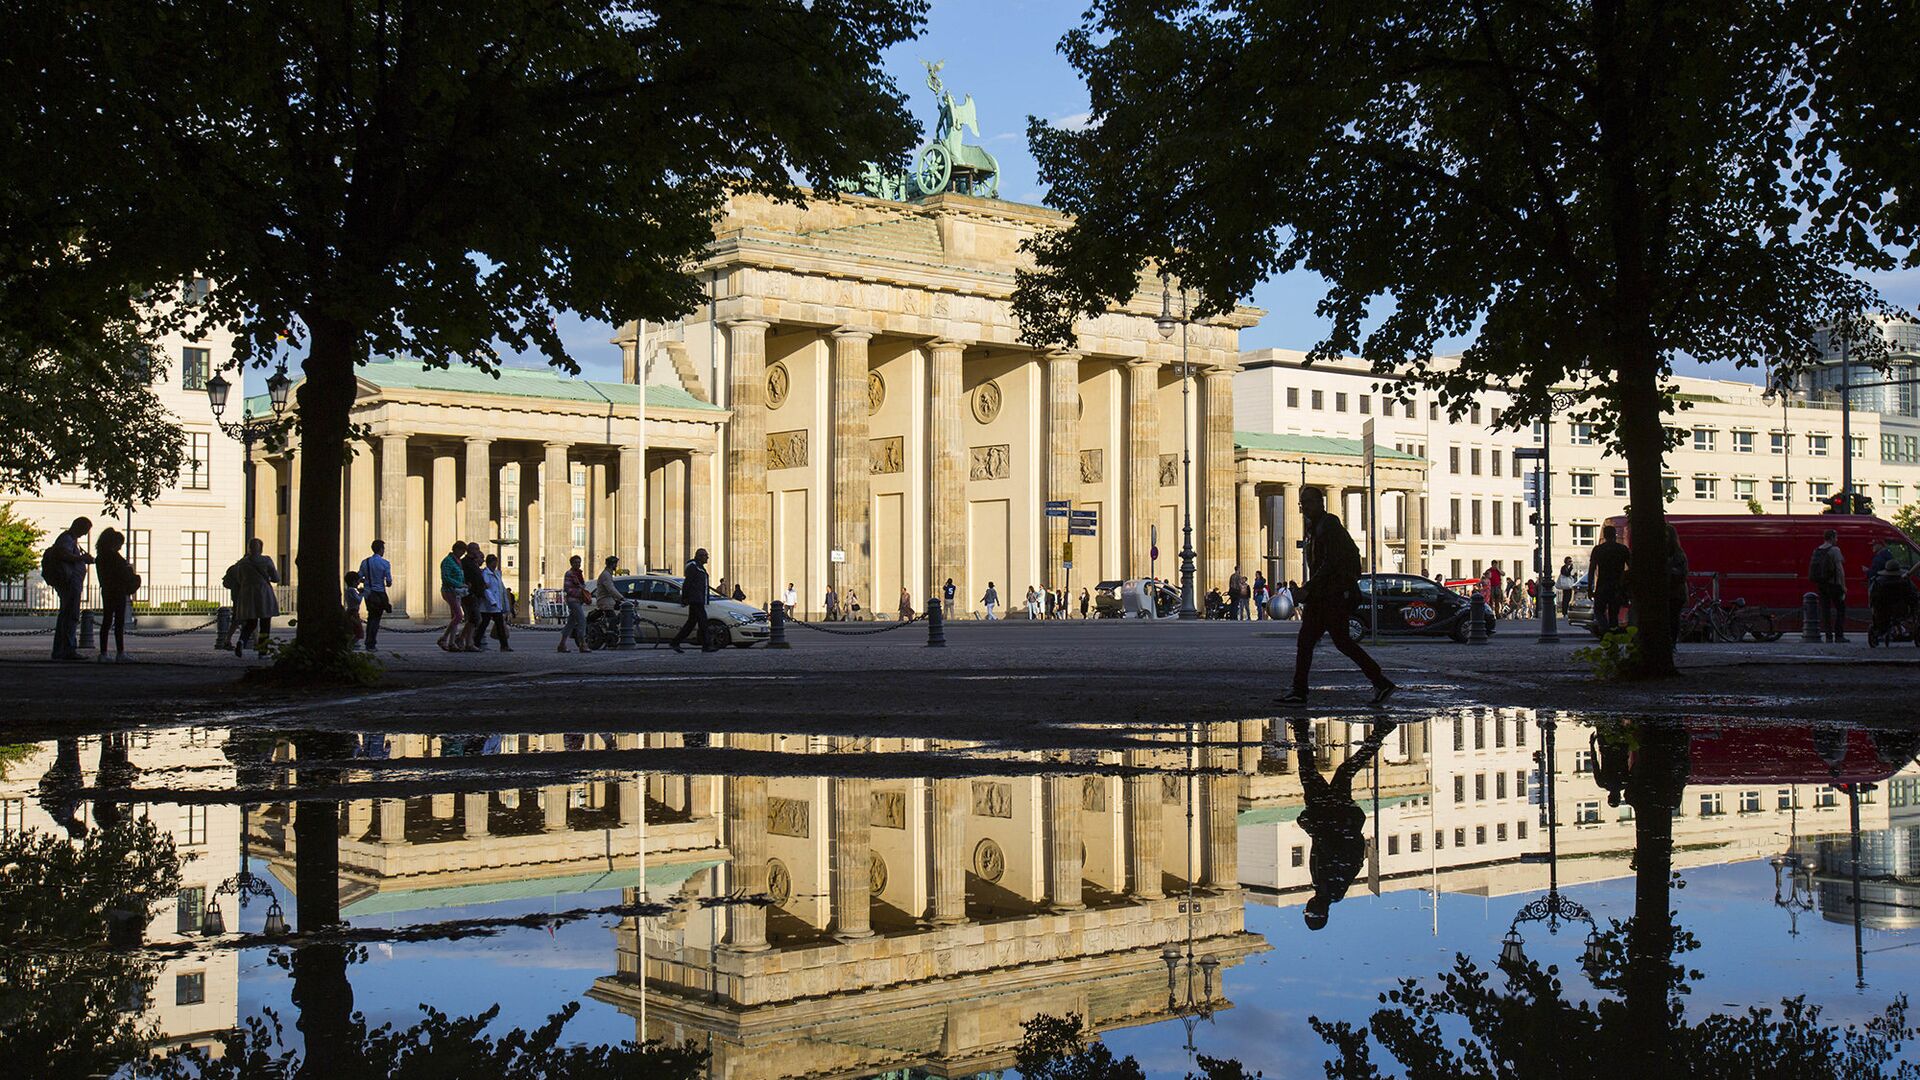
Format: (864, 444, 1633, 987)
(4, 710, 1918, 1077)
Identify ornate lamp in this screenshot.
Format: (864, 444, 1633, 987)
(201, 806, 290, 939)
(265, 366, 292, 414)
(1156, 283, 1177, 339)
(204, 371, 232, 417)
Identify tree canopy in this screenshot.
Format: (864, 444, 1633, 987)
(1013, 0, 1913, 673)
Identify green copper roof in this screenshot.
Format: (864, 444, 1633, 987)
(248, 357, 725, 413)
(1234, 431, 1424, 462)
(1239, 794, 1421, 827)
(340, 858, 726, 917)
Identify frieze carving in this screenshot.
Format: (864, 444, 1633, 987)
(1080, 449, 1103, 484)
(868, 371, 886, 414)
(768, 796, 810, 837)
(766, 361, 790, 409)
(972, 780, 1012, 818)
(766, 859, 793, 904)
(870, 436, 904, 475)
(767, 429, 808, 470)
(1162, 774, 1184, 804)
(970, 444, 1009, 481)
(971, 380, 1002, 424)
(973, 838, 1006, 883)
(870, 789, 906, 829)
(1082, 776, 1106, 813)
(1159, 453, 1179, 488)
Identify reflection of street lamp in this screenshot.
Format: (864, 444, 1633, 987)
(205, 365, 292, 544)
(1769, 852, 1816, 936)
(1162, 720, 1221, 1059)
(1505, 719, 1603, 970)
(201, 806, 289, 938)
(1157, 280, 1199, 620)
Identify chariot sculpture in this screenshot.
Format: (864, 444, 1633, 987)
(849, 60, 1001, 201)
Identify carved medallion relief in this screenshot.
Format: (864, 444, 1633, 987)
(765, 361, 790, 409)
(971, 380, 1002, 424)
(767, 429, 808, 471)
(867, 371, 886, 414)
(869, 853, 889, 895)
(969, 444, 1009, 481)
(766, 859, 793, 904)
(973, 838, 1006, 883)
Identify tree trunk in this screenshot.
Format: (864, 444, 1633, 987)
(290, 312, 358, 658)
(1623, 722, 1690, 1071)
(1618, 356, 1678, 675)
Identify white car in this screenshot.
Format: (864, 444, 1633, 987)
(598, 574, 771, 649)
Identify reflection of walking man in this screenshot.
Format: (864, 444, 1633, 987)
(1279, 487, 1394, 705)
(671, 548, 716, 653)
(1290, 719, 1395, 929)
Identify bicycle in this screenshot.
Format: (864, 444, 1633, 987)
(1679, 589, 1780, 642)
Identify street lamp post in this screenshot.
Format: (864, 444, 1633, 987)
(1162, 718, 1221, 1060)
(1525, 391, 1576, 644)
(1503, 719, 1605, 971)
(201, 805, 290, 939)
(205, 365, 292, 545)
(1157, 281, 1199, 619)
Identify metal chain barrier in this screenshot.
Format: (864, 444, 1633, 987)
(130, 618, 220, 637)
(786, 614, 924, 636)
(0, 626, 51, 636)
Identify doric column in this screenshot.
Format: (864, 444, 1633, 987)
(1283, 484, 1306, 586)
(688, 450, 713, 554)
(347, 440, 375, 560)
(543, 786, 569, 832)
(663, 456, 687, 567)
(516, 458, 537, 611)
(377, 435, 409, 615)
(618, 777, 643, 827)
(724, 320, 770, 598)
(927, 340, 967, 598)
(378, 799, 407, 844)
(930, 777, 967, 925)
(1047, 774, 1085, 910)
(725, 775, 770, 951)
(542, 442, 571, 587)
(1124, 753, 1163, 899)
(463, 792, 490, 839)
(1203, 367, 1236, 591)
(286, 453, 302, 587)
(1126, 361, 1161, 578)
(463, 437, 491, 552)
(1402, 491, 1424, 576)
(1236, 481, 1259, 592)
(430, 450, 458, 613)
(252, 452, 279, 558)
(1045, 350, 1081, 583)
(830, 776, 874, 939)
(1203, 723, 1239, 889)
(618, 445, 644, 572)
(831, 328, 873, 604)
(589, 462, 610, 563)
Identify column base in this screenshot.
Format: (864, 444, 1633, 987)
(834, 929, 875, 942)
(722, 941, 771, 954)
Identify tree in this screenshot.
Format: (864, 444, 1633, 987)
(35, 0, 926, 671)
(1892, 504, 1920, 545)
(0, 501, 43, 583)
(1011, 0, 1910, 675)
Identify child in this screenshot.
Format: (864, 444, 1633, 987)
(344, 570, 365, 642)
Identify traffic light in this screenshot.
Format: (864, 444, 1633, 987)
(1825, 491, 1874, 515)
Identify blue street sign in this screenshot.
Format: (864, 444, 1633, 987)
(1069, 509, 1097, 520)
(1069, 526, 1097, 536)
(1043, 508, 1069, 518)
(1044, 500, 1070, 509)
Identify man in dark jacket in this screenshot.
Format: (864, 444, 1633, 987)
(1279, 487, 1394, 705)
(1587, 524, 1631, 631)
(1290, 718, 1395, 929)
(671, 548, 716, 653)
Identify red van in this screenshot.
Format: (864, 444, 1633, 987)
(1609, 514, 1918, 631)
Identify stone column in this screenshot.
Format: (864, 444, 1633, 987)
(517, 457, 538, 610)
(1402, 489, 1424, 576)
(725, 775, 770, 951)
(347, 440, 375, 560)
(930, 777, 967, 925)
(1236, 481, 1259, 591)
(543, 785, 570, 832)
(1203, 367, 1236, 591)
(1124, 753, 1163, 899)
(346, 800, 373, 839)
(587, 461, 609, 564)
(252, 453, 279, 558)
(618, 445, 644, 572)
(619, 777, 643, 827)
(542, 442, 572, 587)
(463, 792, 490, 839)
(927, 340, 967, 596)
(1283, 484, 1307, 586)
(830, 776, 874, 939)
(1126, 361, 1161, 577)
(430, 450, 458, 615)
(724, 320, 770, 597)
(1044, 351, 1081, 583)
(1203, 723, 1239, 889)
(1047, 774, 1085, 911)
(663, 456, 688, 566)
(689, 450, 713, 553)
(463, 437, 491, 552)
(378, 799, 407, 844)
(285, 453, 302, 587)
(830, 328, 873, 604)
(373, 436, 407, 615)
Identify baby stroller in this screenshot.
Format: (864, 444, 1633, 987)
(1868, 567, 1920, 647)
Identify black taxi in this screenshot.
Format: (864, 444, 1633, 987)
(1348, 573, 1493, 642)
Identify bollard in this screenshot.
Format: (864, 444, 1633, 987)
(79, 609, 97, 651)
(614, 602, 637, 649)
(1801, 592, 1824, 643)
(926, 594, 946, 647)
(215, 606, 234, 650)
(1468, 593, 1489, 645)
(768, 601, 792, 649)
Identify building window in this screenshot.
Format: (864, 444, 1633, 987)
(1731, 430, 1754, 453)
(1575, 801, 1601, 824)
(1290, 845, 1304, 867)
(1387, 834, 1399, 855)
(1739, 790, 1762, 813)
(1449, 446, 1460, 474)
(1452, 721, 1465, 752)
(1571, 521, 1598, 546)
(1475, 825, 1487, 845)
(1471, 500, 1482, 535)
(1733, 478, 1756, 500)
(179, 531, 210, 602)
(181, 805, 208, 846)
(1883, 484, 1904, 508)
(1496, 772, 1508, 799)
(1693, 476, 1718, 500)
(1311, 389, 1324, 410)
(1808, 480, 1832, 499)
(1474, 773, 1486, 800)
(1517, 819, 1529, 838)
(1449, 499, 1461, 534)
(1453, 775, 1466, 803)
(1410, 832, 1423, 853)
(1471, 404, 1482, 425)
(1771, 432, 1790, 455)
(1849, 436, 1866, 459)
(1815, 787, 1838, 808)
(1570, 472, 1596, 497)
(182, 276, 212, 305)
(1662, 474, 1679, 501)
(1492, 505, 1503, 536)
(1809, 434, 1830, 457)
(175, 972, 205, 1006)
(1496, 823, 1508, 842)
(1453, 827, 1466, 848)
(1450, 558, 1461, 578)
(1491, 450, 1502, 477)
(181, 347, 210, 392)
(1515, 771, 1529, 801)
(181, 431, 211, 490)
(570, 463, 588, 549)
(1770, 479, 1790, 503)
(1430, 402, 1440, 421)
(1359, 394, 1371, 415)
(1470, 448, 1482, 475)
(1335, 392, 1348, 412)
(1512, 502, 1523, 535)
(1693, 428, 1715, 452)
(1569, 422, 1595, 445)
(1406, 401, 1417, 419)
(1492, 407, 1503, 426)
(1607, 472, 1626, 498)
(176, 887, 206, 934)
(0, 798, 24, 838)
(1697, 792, 1724, 816)
(1573, 750, 1594, 773)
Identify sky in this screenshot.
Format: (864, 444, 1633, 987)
(255, 0, 1919, 394)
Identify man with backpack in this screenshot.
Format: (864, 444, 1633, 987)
(1810, 529, 1849, 643)
(42, 516, 94, 660)
(1278, 488, 1395, 705)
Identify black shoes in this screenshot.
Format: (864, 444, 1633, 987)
(1370, 680, 1398, 706)
(1274, 691, 1309, 705)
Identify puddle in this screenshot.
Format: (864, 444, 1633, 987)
(3, 713, 1917, 1076)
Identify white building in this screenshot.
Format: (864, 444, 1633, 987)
(2, 318, 244, 612)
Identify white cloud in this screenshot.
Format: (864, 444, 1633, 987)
(1054, 111, 1097, 132)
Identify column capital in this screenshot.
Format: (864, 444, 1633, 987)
(720, 317, 770, 332)
(465, 434, 491, 446)
(1044, 348, 1083, 367)
(1124, 356, 1162, 370)
(543, 440, 571, 453)
(831, 326, 874, 342)
(925, 337, 968, 353)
